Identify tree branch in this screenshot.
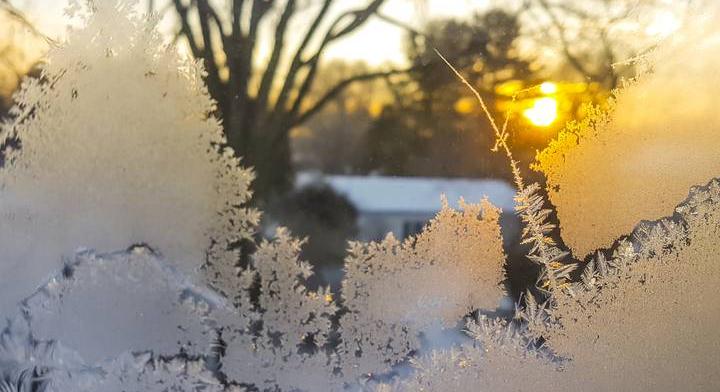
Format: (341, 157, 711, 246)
(293, 67, 413, 128)
(196, 0, 224, 101)
(325, 0, 385, 42)
(256, 0, 297, 113)
(226, 0, 274, 128)
(232, 0, 274, 121)
(534, 0, 599, 80)
(272, 0, 333, 117)
(201, 0, 227, 40)
(231, 0, 246, 40)
(172, 0, 202, 58)
(375, 11, 426, 38)
(287, 0, 386, 119)
(598, 27, 618, 88)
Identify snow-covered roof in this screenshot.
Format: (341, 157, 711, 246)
(296, 172, 517, 214)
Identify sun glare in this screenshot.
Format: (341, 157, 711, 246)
(524, 97, 558, 127)
(645, 11, 680, 37)
(539, 82, 557, 94)
(454, 97, 476, 114)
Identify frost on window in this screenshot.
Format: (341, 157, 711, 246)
(387, 180, 720, 391)
(524, 178, 720, 391)
(23, 248, 219, 363)
(1, 0, 719, 391)
(220, 228, 339, 391)
(339, 198, 506, 377)
(48, 354, 228, 392)
(534, 20, 720, 257)
(0, 0, 257, 318)
(219, 198, 505, 389)
(0, 316, 86, 392)
(387, 319, 561, 392)
(96, 356, 230, 392)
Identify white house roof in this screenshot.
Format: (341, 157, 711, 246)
(296, 172, 517, 214)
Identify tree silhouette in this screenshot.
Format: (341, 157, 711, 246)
(522, 0, 675, 89)
(364, 9, 533, 179)
(169, 0, 412, 202)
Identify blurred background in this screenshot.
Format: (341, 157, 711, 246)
(0, 0, 690, 298)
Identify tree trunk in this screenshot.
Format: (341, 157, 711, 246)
(227, 117, 293, 205)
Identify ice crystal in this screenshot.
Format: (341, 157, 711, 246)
(387, 317, 561, 391)
(434, 51, 574, 291)
(532, 179, 720, 391)
(220, 228, 339, 391)
(2, 0, 719, 391)
(339, 198, 506, 377)
(62, 354, 228, 392)
(514, 184, 574, 291)
(0, 315, 86, 392)
(23, 248, 220, 363)
(212, 198, 506, 390)
(535, 18, 720, 257)
(1, 3, 508, 389)
(384, 179, 720, 391)
(0, 0, 257, 318)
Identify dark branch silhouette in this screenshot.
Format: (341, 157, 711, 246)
(169, 0, 407, 200)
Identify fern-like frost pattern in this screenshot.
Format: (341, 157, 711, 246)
(0, 1, 718, 391)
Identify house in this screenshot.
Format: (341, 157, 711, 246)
(296, 172, 518, 242)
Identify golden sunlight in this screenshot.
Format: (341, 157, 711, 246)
(454, 96, 476, 114)
(645, 11, 680, 37)
(524, 97, 558, 127)
(539, 81, 557, 94)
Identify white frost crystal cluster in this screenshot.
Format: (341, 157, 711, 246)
(0, 1, 508, 390)
(339, 198, 506, 377)
(387, 179, 720, 392)
(24, 248, 219, 362)
(0, 0, 257, 317)
(535, 16, 720, 257)
(0, 0, 719, 391)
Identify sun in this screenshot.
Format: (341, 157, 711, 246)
(645, 11, 680, 37)
(524, 97, 558, 127)
(539, 82, 557, 94)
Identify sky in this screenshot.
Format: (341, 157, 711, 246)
(3, 0, 685, 99)
(15, 0, 492, 66)
(322, 0, 491, 65)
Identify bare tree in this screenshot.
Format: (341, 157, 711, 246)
(520, 0, 672, 89)
(169, 0, 413, 201)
